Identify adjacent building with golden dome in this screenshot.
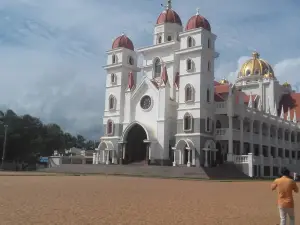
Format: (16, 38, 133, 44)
(95, 0, 300, 178)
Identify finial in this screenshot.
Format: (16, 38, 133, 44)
(252, 51, 259, 59)
(196, 7, 200, 15)
(166, 0, 172, 9)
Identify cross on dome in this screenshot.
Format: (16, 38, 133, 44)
(196, 7, 200, 15)
(166, 0, 172, 9)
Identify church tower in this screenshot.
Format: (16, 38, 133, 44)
(102, 34, 140, 141)
(153, 0, 183, 45)
(175, 9, 218, 166)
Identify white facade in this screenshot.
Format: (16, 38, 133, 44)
(95, 2, 300, 178)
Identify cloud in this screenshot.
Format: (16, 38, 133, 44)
(0, 0, 299, 140)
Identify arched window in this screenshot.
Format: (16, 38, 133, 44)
(206, 117, 211, 132)
(216, 120, 221, 129)
(153, 58, 161, 77)
(111, 74, 116, 84)
(186, 58, 193, 71)
(128, 56, 134, 65)
(207, 61, 211, 72)
(167, 35, 172, 41)
(208, 39, 210, 48)
(112, 54, 117, 64)
(158, 35, 162, 44)
(187, 36, 194, 47)
(106, 120, 114, 135)
(183, 113, 192, 131)
(206, 88, 210, 102)
(185, 84, 193, 102)
(108, 95, 116, 110)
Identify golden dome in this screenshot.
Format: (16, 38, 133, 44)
(219, 78, 229, 84)
(238, 52, 275, 79)
(283, 81, 291, 87)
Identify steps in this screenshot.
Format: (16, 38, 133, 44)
(41, 163, 250, 180)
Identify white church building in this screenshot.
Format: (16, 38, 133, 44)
(94, 0, 300, 178)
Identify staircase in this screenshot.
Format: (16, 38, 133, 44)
(41, 162, 250, 180)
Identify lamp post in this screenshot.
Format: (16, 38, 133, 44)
(1, 124, 8, 170)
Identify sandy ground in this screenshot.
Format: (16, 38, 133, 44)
(0, 174, 297, 225)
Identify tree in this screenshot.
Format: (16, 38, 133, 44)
(0, 109, 98, 163)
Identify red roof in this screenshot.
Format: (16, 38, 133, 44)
(156, 9, 182, 26)
(279, 93, 300, 121)
(185, 14, 211, 31)
(215, 84, 230, 94)
(112, 34, 134, 51)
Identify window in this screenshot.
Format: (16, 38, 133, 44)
(111, 74, 116, 84)
(183, 113, 192, 131)
(207, 61, 211, 72)
(187, 36, 194, 47)
(185, 84, 193, 102)
(108, 95, 116, 110)
(112, 54, 117, 64)
(186, 58, 193, 71)
(206, 88, 210, 102)
(158, 35, 162, 44)
(206, 117, 211, 132)
(216, 120, 221, 129)
(167, 35, 172, 41)
(128, 56, 134, 65)
(208, 39, 210, 48)
(153, 58, 161, 78)
(106, 120, 114, 135)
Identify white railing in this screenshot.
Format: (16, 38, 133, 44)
(215, 128, 226, 135)
(216, 102, 226, 108)
(233, 155, 248, 164)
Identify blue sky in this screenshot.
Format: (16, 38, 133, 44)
(0, 0, 300, 139)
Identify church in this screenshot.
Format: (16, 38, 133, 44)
(94, 0, 300, 178)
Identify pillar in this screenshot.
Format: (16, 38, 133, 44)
(112, 150, 115, 164)
(172, 148, 176, 167)
(250, 120, 254, 154)
(240, 118, 244, 154)
(92, 153, 96, 164)
(106, 150, 110, 165)
(204, 150, 208, 167)
(187, 148, 191, 167)
(228, 116, 233, 161)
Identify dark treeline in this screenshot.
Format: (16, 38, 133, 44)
(0, 109, 99, 163)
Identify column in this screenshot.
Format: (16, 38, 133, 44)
(187, 148, 191, 167)
(240, 118, 244, 154)
(145, 143, 150, 165)
(95, 152, 99, 164)
(248, 153, 253, 177)
(228, 116, 233, 161)
(106, 150, 110, 165)
(112, 150, 115, 164)
(204, 150, 208, 167)
(172, 148, 176, 167)
(250, 120, 254, 154)
(92, 153, 96, 164)
(102, 150, 105, 163)
(179, 150, 182, 165)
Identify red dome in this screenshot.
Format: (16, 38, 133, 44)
(156, 9, 182, 26)
(185, 14, 211, 31)
(112, 34, 134, 51)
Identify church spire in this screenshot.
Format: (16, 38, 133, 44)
(280, 105, 284, 119)
(293, 110, 297, 123)
(287, 108, 291, 121)
(273, 101, 277, 117)
(248, 92, 253, 108)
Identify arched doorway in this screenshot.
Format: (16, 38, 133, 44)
(124, 124, 147, 164)
(216, 142, 223, 165)
(183, 144, 189, 164)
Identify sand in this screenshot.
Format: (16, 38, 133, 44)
(0, 174, 297, 225)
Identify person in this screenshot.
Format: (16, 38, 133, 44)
(271, 167, 299, 225)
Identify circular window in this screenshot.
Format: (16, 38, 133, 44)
(140, 95, 152, 110)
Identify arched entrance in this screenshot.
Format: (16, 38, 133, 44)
(174, 139, 195, 167)
(97, 141, 114, 164)
(124, 123, 147, 164)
